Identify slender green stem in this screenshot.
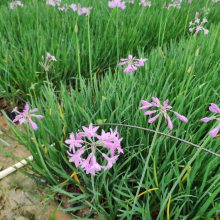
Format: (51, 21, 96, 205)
(87, 15, 92, 77)
(91, 175, 97, 204)
(131, 116, 162, 215)
(116, 8, 119, 61)
(75, 21, 81, 76)
(160, 11, 169, 47)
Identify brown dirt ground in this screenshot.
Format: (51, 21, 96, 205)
(0, 115, 71, 220)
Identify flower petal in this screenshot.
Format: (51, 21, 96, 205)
(174, 112, 188, 123)
(148, 114, 160, 123)
(29, 119, 38, 130)
(209, 103, 220, 114)
(167, 115, 173, 130)
(209, 124, 220, 137)
(201, 116, 216, 122)
(144, 110, 157, 115)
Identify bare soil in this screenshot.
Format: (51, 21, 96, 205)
(0, 115, 71, 220)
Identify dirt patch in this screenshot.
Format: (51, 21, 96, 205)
(0, 115, 71, 220)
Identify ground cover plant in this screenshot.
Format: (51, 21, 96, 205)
(1, 0, 220, 100)
(1, 0, 220, 219)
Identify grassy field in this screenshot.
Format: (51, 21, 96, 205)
(1, 0, 220, 219)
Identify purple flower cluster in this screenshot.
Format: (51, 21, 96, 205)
(69, 3, 92, 16)
(46, 52, 57, 62)
(46, 0, 61, 7)
(11, 99, 219, 176)
(139, 97, 188, 129)
(118, 55, 148, 73)
(139, 0, 151, 7)
(163, 0, 182, 10)
(9, 1, 23, 9)
(201, 103, 220, 137)
(108, 0, 126, 9)
(46, 0, 92, 15)
(12, 104, 44, 130)
(40, 52, 56, 72)
(189, 12, 209, 35)
(65, 124, 123, 175)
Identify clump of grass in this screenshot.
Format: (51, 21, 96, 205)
(1, 0, 220, 218)
(1, 0, 220, 100)
(6, 25, 220, 218)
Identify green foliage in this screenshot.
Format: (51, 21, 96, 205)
(1, 0, 220, 219)
(1, 0, 220, 100)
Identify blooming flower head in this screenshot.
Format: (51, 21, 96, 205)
(77, 6, 92, 16)
(118, 55, 148, 74)
(69, 3, 92, 15)
(46, 0, 61, 7)
(139, 97, 188, 129)
(9, 1, 23, 9)
(40, 52, 56, 72)
(189, 12, 209, 35)
(46, 52, 57, 62)
(163, 0, 182, 10)
(12, 104, 44, 130)
(65, 132, 84, 151)
(108, 0, 126, 10)
(69, 3, 77, 11)
(66, 123, 123, 175)
(139, 0, 151, 7)
(201, 103, 220, 137)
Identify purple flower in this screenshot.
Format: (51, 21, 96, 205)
(201, 103, 220, 137)
(65, 132, 84, 151)
(189, 12, 209, 35)
(139, 97, 188, 129)
(98, 129, 123, 156)
(12, 104, 44, 130)
(82, 123, 99, 138)
(77, 6, 92, 15)
(102, 153, 119, 170)
(81, 153, 102, 175)
(46, 52, 57, 62)
(139, 0, 151, 7)
(68, 148, 85, 167)
(118, 55, 148, 74)
(69, 3, 77, 11)
(9, 1, 23, 9)
(108, 0, 126, 9)
(69, 3, 92, 15)
(66, 124, 123, 175)
(163, 0, 181, 10)
(46, 0, 61, 7)
(209, 103, 220, 114)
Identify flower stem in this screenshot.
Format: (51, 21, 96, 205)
(91, 175, 98, 204)
(75, 21, 81, 76)
(87, 15, 92, 77)
(131, 116, 163, 214)
(116, 8, 119, 61)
